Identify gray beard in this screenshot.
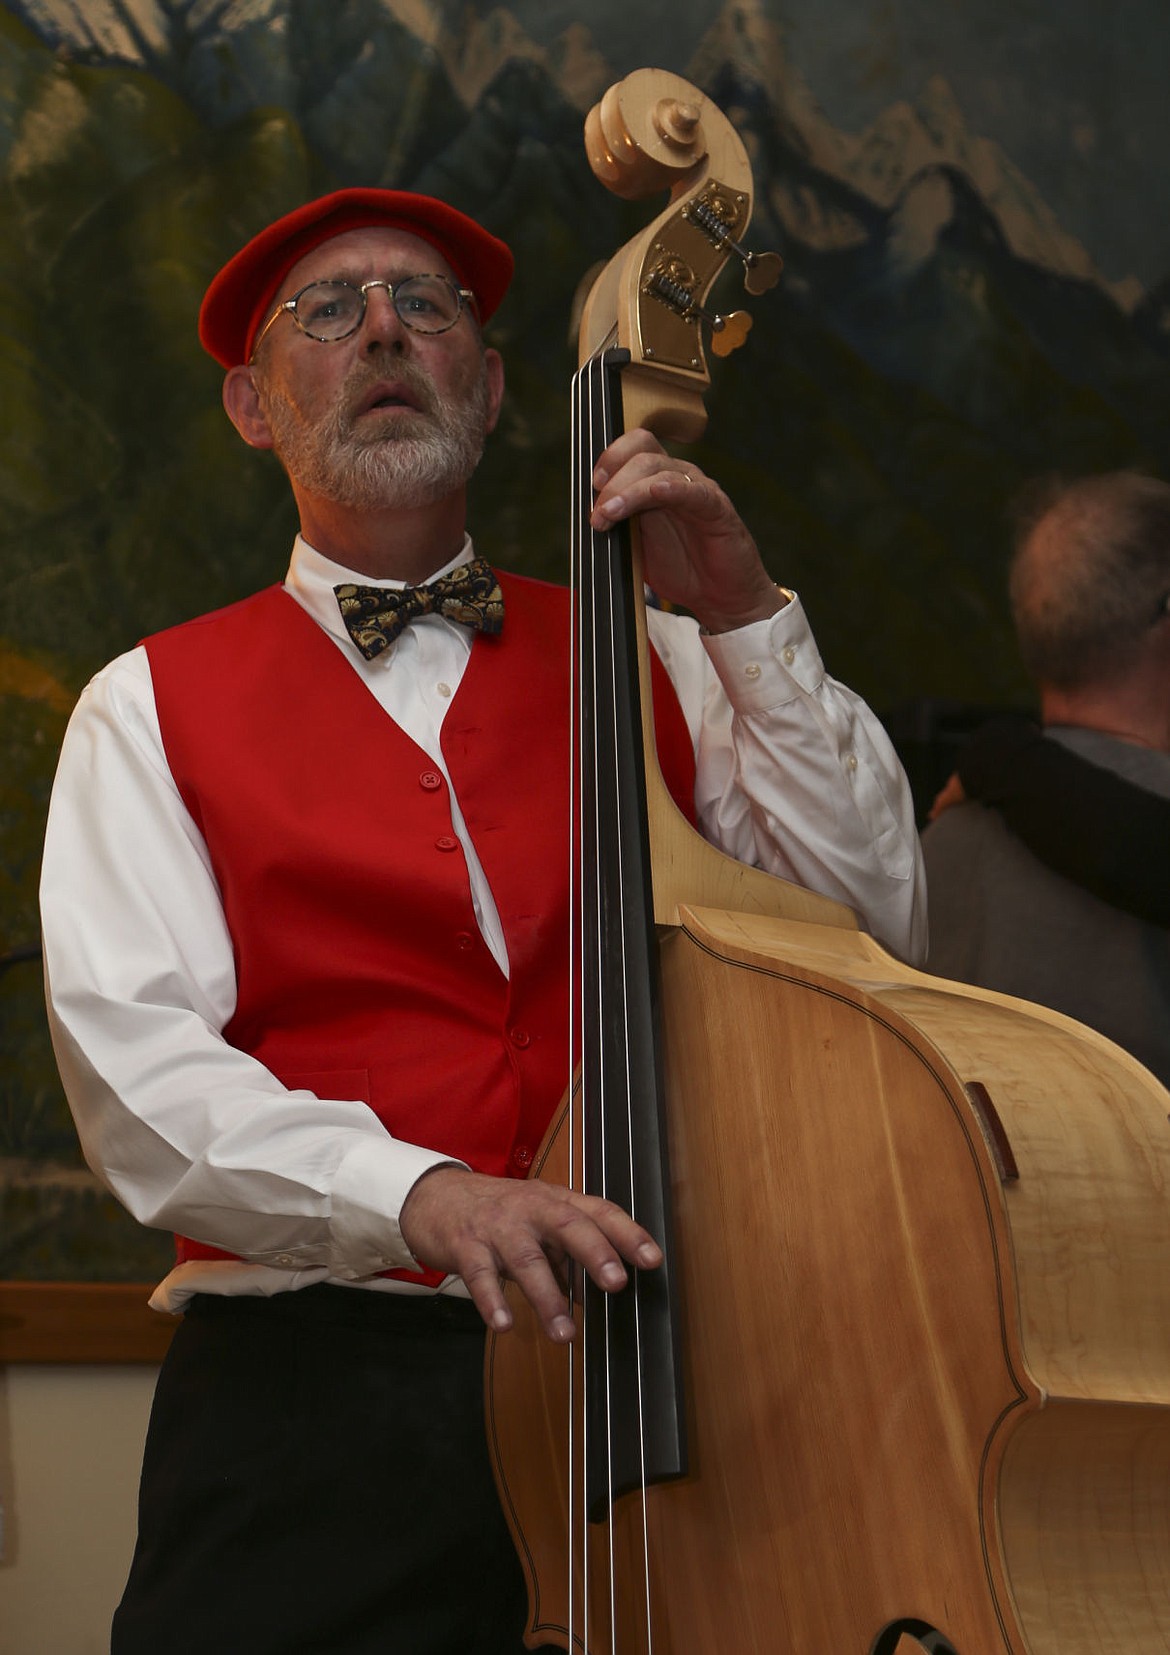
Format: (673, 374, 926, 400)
(259, 359, 492, 511)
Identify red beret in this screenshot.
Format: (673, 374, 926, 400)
(198, 188, 515, 368)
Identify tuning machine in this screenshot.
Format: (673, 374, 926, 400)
(685, 192, 783, 296)
(642, 259, 753, 357)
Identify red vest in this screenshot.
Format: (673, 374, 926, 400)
(144, 571, 696, 1276)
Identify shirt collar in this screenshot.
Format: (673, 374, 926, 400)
(285, 533, 476, 648)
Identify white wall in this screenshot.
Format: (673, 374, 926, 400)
(0, 1364, 158, 1655)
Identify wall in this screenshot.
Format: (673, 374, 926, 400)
(0, 1365, 157, 1655)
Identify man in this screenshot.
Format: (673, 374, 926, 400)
(923, 469, 1170, 1087)
(40, 189, 925, 1653)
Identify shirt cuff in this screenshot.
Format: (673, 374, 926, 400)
(327, 1135, 466, 1278)
(700, 594, 825, 712)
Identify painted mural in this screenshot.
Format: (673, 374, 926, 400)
(1, 0, 1167, 1278)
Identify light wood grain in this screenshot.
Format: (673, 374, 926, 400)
(674, 906, 1170, 1649)
(999, 1402, 1170, 1652)
(688, 906, 1170, 1406)
(491, 916, 1037, 1651)
(579, 68, 754, 445)
(490, 905, 1170, 1651)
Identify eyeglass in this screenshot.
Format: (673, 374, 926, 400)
(251, 273, 476, 357)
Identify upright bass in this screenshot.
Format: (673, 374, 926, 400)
(487, 68, 1170, 1655)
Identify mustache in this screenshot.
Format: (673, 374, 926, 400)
(340, 356, 438, 423)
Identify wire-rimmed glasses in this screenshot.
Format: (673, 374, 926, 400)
(251, 273, 476, 358)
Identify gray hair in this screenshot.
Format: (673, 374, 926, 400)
(1008, 470, 1170, 690)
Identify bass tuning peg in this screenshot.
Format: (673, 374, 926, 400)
(686, 197, 783, 296)
(740, 249, 783, 296)
(643, 265, 754, 357)
(709, 310, 753, 357)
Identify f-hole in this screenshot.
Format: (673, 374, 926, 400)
(871, 1620, 962, 1655)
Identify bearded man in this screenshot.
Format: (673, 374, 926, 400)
(40, 189, 925, 1654)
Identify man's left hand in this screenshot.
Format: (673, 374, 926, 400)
(590, 430, 783, 634)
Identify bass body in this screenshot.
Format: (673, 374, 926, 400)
(488, 66, 1170, 1655)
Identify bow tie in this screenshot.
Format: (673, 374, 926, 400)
(334, 558, 505, 660)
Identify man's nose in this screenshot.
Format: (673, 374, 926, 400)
(361, 283, 408, 350)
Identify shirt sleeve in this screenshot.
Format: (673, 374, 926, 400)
(39, 648, 453, 1282)
(646, 596, 927, 963)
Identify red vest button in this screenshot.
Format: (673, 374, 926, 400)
(511, 1144, 533, 1170)
(435, 835, 459, 852)
(454, 931, 474, 951)
(509, 1027, 531, 1048)
(419, 771, 443, 791)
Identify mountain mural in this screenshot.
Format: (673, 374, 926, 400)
(1, 0, 1167, 1277)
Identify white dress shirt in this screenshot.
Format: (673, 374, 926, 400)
(40, 536, 925, 1310)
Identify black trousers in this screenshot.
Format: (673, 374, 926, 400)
(112, 1285, 547, 1655)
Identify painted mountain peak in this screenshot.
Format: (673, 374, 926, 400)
(7, 0, 1151, 313)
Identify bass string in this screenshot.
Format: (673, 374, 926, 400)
(567, 345, 591, 1655)
(593, 342, 658, 1655)
(590, 337, 623, 1655)
(567, 349, 580, 1655)
(567, 337, 657, 1653)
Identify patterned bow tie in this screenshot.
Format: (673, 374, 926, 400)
(334, 558, 505, 660)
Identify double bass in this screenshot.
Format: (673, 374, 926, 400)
(487, 68, 1170, 1654)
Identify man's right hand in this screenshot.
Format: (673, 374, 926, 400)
(398, 1165, 663, 1343)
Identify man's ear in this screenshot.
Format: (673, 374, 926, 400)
(222, 365, 275, 450)
(483, 347, 505, 436)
